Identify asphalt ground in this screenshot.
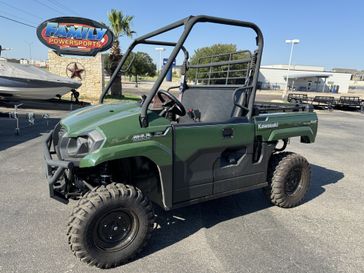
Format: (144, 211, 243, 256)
(0, 102, 363, 273)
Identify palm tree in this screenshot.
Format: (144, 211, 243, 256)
(107, 9, 135, 97)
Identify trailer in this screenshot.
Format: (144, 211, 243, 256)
(287, 93, 308, 104)
(335, 96, 363, 110)
(286, 94, 364, 112)
(311, 96, 336, 110)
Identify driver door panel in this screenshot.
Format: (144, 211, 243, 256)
(172, 121, 255, 204)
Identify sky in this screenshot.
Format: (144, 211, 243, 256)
(0, 0, 364, 70)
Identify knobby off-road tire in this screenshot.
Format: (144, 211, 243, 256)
(67, 183, 154, 269)
(265, 152, 311, 208)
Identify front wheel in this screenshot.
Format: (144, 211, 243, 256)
(265, 152, 311, 208)
(67, 183, 154, 268)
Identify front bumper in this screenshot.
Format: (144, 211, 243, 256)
(43, 130, 73, 204)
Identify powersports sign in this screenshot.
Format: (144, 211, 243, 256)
(37, 17, 114, 56)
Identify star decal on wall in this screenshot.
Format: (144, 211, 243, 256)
(66, 62, 85, 80)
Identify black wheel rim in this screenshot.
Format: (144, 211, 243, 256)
(285, 166, 302, 195)
(94, 209, 139, 252)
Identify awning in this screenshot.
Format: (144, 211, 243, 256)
(284, 73, 332, 80)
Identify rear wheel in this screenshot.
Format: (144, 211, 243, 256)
(67, 183, 154, 268)
(265, 152, 311, 208)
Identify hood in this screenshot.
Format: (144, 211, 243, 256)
(60, 102, 170, 147)
(61, 102, 141, 136)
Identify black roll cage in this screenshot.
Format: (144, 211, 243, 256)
(99, 15, 264, 128)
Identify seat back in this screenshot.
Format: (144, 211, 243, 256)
(179, 87, 244, 123)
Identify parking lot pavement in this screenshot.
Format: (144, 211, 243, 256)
(0, 109, 363, 273)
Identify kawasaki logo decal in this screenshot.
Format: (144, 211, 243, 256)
(258, 122, 279, 130)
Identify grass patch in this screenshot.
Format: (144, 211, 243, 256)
(103, 93, 141, 103)
(78, 93, 141, 104)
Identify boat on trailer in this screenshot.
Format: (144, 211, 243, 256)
(0, 60, 81, 100)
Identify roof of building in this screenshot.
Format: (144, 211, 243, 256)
(262, 64, 324, 72)
(261, 65, 353, 75)
(284, 73, 332, 80)
(332, 68, 358, 73)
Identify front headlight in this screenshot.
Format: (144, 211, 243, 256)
(60, 129, 105, 158)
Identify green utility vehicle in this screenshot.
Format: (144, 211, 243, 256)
(43, 15, 318, 268)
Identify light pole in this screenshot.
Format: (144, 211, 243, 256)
(155, 47, 165, 73)
(0, 46, 12, 57)
(283, 39, 300, 99)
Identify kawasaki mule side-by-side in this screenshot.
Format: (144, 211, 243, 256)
(43, 15, 318, 268)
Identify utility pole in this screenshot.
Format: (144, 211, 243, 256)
(24, 41, 33, 62)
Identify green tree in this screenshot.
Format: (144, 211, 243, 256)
(187, 44, 236, 80)
(187, 44, 250, 84)
(123, 52, 156, 87)
(107, 9, 135, 97)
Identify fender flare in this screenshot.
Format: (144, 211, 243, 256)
(79, 141, 173, 209)
(268, 126, 315, 143)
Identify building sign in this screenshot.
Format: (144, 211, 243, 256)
(163, 58, 176, 66)
(162, 58, 176, 82)
(37, 17, 113, 56)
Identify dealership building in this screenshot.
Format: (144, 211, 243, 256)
(258, 64, 352, 93)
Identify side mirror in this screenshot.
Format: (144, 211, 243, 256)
(140, 95, 147, 105)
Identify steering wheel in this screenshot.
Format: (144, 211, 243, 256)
(157, 90, 186, 117)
